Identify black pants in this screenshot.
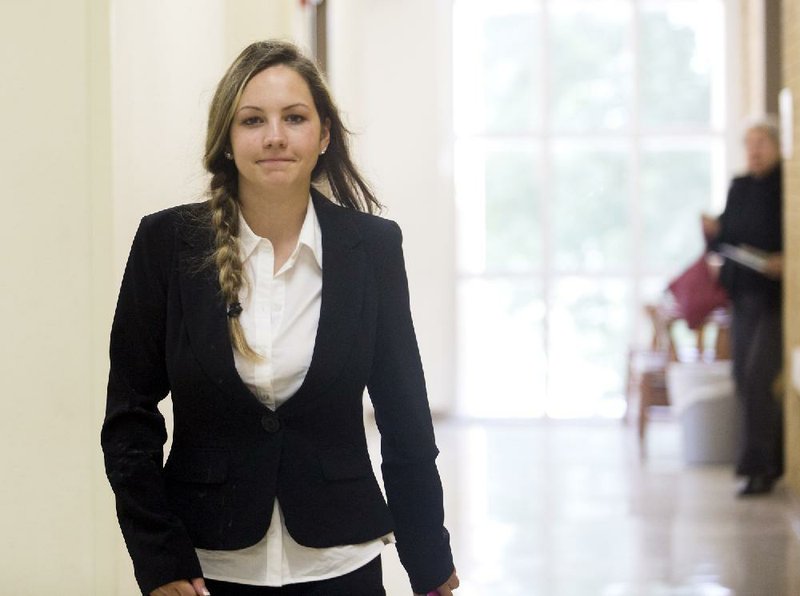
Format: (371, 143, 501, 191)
(731, 293, 783, 478)
(204, 556, 385, 596)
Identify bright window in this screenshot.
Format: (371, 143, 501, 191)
(453, 0, 732, 418)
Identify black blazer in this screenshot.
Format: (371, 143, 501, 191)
(101, 190, 453, 595)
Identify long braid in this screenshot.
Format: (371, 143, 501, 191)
(208, 174, 261, 360)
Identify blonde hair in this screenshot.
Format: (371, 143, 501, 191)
(203, 40, 380, 358)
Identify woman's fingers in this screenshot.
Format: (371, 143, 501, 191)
(418, 568, 460, 595)
(190, 577, 211, 595)
(150, 579, 203, 596)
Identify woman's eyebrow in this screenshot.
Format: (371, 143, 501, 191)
(236, 103, 311, 113)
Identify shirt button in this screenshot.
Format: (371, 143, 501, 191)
(261, 415, 281, 434)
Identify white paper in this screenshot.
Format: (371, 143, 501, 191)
(718, 243, 768, 273)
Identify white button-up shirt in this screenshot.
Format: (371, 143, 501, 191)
(196, 197, 389, 586)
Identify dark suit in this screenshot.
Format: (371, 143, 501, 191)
(712, 167, 783, 478)
(101, 190, 453, 595)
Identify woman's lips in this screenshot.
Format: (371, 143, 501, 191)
(258, 157, 294, 163)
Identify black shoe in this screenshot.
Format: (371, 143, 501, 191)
(737, 475, 776, 497)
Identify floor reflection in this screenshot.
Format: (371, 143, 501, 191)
(371, 419, 800, 596)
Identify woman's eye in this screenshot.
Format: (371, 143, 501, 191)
(242, 116, 262, 125)
(286, 114, 306, 124)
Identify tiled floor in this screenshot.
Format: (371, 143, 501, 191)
(373, 419, 800, 596)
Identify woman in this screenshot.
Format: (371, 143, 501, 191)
(703, 118, 784, 497)
(102, 40, 459, 596)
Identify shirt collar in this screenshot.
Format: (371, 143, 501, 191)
(237, 195, 323, 269)
(297, 195, 323, 269)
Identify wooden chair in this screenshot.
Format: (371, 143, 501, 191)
(627, 302, 730, 455)
(631, 305, 677, 447)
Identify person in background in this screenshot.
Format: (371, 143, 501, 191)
(102, 40, 459, 595)
(702, 117, 784, 497)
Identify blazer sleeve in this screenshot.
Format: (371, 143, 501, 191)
(101, 214, 202, 595)
(366, 221, 455, 594)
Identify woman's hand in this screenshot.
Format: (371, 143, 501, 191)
(150, 577, 210, 596)
(701, 214, 720, 240)
(763, 253, 784, 279)
(416, 568, 460, 595)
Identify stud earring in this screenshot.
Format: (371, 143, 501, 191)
(224, 151, 233, 160)
(320, 148, 327, 155)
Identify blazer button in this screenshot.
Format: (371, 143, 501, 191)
(261, 415, 281, 433)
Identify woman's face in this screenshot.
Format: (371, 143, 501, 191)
(229, 65, 330, 198)
(745, 127, 780, 178)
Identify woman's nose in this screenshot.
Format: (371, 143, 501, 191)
(263, 122, 287, 148)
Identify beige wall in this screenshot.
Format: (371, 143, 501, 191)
(741, 0, 768, 118)
(740, 0, 781, 117)
(0, 0, 113, 593)
(782, 0, 800, 495)
(765, 0, 783, 115)
(740, 0, 760, 117)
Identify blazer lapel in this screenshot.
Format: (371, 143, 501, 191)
(279, 191, 365, 415)
(177, 217, 257, 405)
